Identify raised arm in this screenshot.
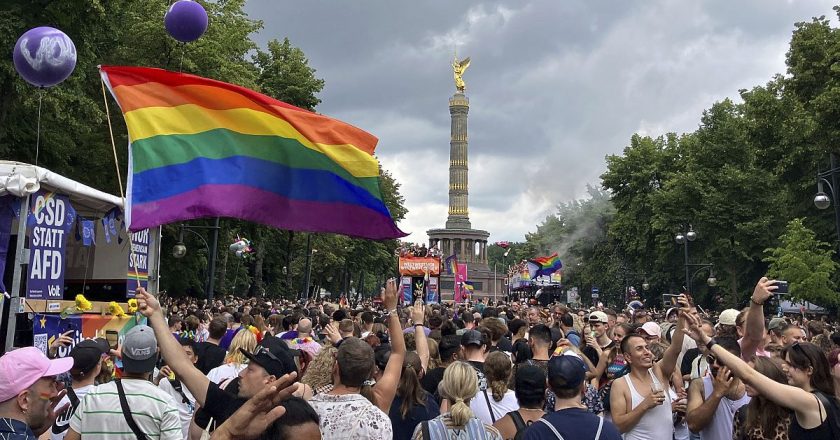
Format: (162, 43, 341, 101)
(656, 295, 689, 379)
(411, 302, 429, 373)
(741, 278, 772, 360)
(683, 312, 823, 426)
(136, 288, 211, 406)
(373, 279, 405, 412)
(685, 368, 732, 432)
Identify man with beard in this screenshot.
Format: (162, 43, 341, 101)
(0, 348, 73, 440)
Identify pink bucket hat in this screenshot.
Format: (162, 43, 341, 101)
(0, 347, 73, 402)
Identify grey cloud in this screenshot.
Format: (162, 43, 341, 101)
(244, 0, 836, 241)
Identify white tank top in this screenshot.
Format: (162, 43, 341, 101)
(700, 375, 750, 440)
(622, 369, 674, 440)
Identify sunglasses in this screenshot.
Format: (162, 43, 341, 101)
(251, 345, 281, 363)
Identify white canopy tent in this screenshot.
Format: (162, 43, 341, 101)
(0, 161, 159, 352)
(779, 299, 829, 315)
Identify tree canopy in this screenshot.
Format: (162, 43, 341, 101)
(503, 6, 840, 312)
(1, 0, 406, 299)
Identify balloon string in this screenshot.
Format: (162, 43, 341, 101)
(35, 89, 43, 167)
(100, 76, 142, 290)
(179, 43, 185, 72)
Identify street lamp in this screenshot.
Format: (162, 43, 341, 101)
(813, 152, 840, 252)
(675, 227, 698, 292)
(170, 219, 220, 300)
(302, 233, 319, 301)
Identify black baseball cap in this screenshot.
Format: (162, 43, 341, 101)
(240, 335, 297, 378)
(461, 329, 483, 347)
(69, 339, 109, 375)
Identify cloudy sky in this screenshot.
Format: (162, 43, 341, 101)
(244, 0, 836, 242)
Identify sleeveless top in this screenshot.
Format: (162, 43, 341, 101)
(788, 393, 832, 440)
(699, 375, 750, 440)
(621, 370, 674, 440)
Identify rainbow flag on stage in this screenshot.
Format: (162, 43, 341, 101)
(99, 66, 406, 240)
(528, 253, 562, 278)
(445, 254, 458, 275)
(463, 280, 475, 292)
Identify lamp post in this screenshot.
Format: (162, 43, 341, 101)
(171, 218, 220, 300)
(301, 234, 318, 301)
(814, 152, 840, 252)
(675, 227, 698, 292)
(685, 264, 717, 296)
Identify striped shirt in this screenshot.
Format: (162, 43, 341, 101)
(69, 379, 181, 439)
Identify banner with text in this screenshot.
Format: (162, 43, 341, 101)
(33, 313, 146, 358)
(426, 277, 439, 303)
(398, 257, 441, 276)
(27, 191, 76, 299)
(401, 276, 412, 304)
(454, 263, 468, 303)
(127, 228, 151, 297)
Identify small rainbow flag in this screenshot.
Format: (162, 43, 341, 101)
(528, 253, 562, 278)
(445, 254, 458, 275)
(463, 280, 475, 292)
(99, 66, 406, 240)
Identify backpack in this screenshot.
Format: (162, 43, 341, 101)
(507, 410, 530, 440)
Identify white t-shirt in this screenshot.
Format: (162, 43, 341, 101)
(70, 379, 181, 440)
(50, 384, 93, 440)
(159, 379, 196, 440)
(206, 362, 245, 384)
(470, 389, 519, 425)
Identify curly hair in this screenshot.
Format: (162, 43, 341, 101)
(301, 345, 336, 391)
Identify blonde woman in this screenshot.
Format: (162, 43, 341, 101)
(302, 345, 337, 395)
(412, 361, 503, 439)
(206, 329, 256, 384)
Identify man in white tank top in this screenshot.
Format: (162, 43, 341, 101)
(611, 295, 691, 440)
(685, 337, 750, 440)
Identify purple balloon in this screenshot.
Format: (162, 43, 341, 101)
(165, 0, 209, 43)
(13, 27, 77, 88)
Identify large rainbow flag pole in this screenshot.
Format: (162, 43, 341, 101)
(99, 66, 406, 240)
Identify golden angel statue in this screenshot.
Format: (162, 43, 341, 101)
(452, 56, 471, 92)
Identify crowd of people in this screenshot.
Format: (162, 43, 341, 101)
(2, 277, 840, 439)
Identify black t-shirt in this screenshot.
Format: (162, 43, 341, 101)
(421, 367, 445, 397)
(496, 336, 513, 352)
(681, 348, 701, 376)
(581, 345, 599, 368)
(195, 378, 245, 429)
(194, 342, 226, 375)
(388, 392, 440, 440)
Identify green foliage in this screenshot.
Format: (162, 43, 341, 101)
(516, 5, 840, 311)
(0, 0, 406, 300)
(255, 38, 325, 111)
(765, 218, 839, 305)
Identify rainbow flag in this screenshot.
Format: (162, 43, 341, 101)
(99, 66, 406, 240)
(463, 281, 475, 292)
(445, 254, 458, 275)
(528, 253, 562, 278)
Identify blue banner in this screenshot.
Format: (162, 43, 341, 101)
(27, 191, 75, 299)
(126, 229, 151, 298)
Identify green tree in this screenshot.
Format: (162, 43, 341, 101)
(254, 38, 325, 111)
(765, 218, 839, 306)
